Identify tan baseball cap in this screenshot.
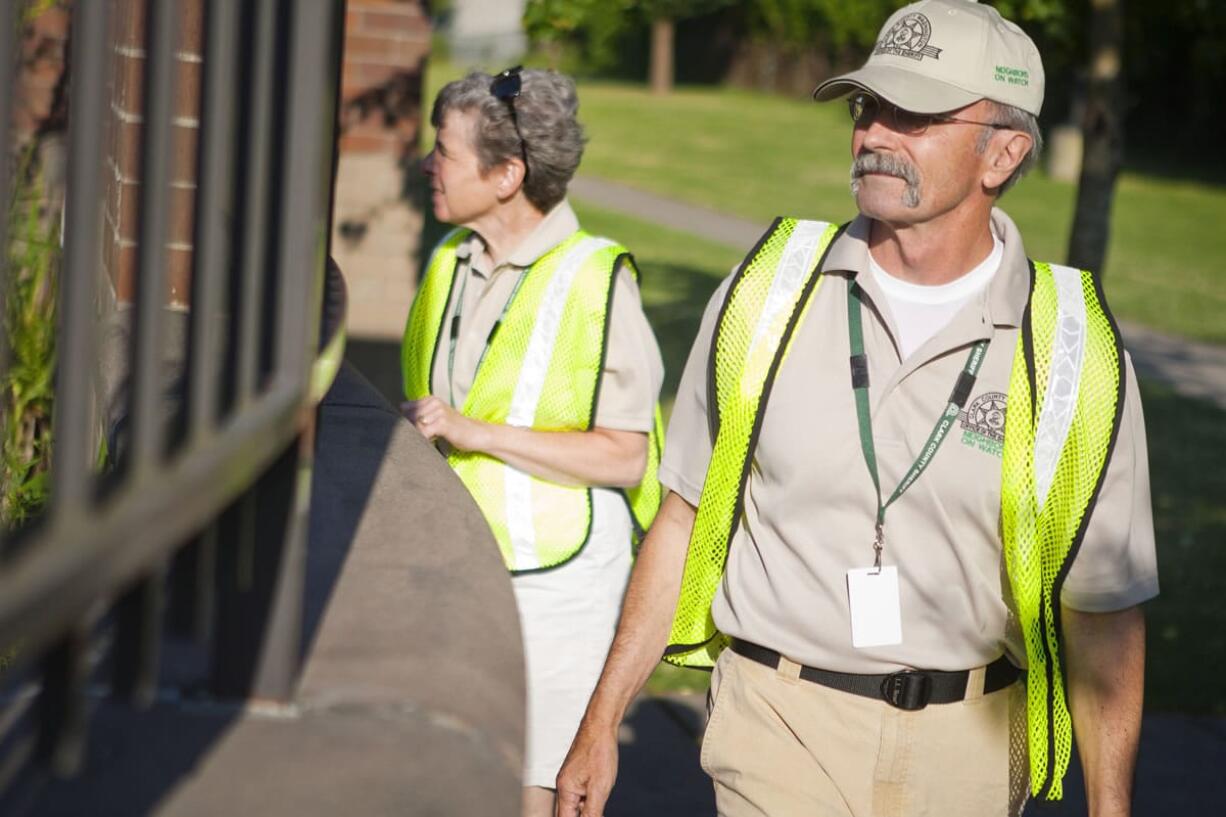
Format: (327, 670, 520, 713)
(813, 0, 1044, 116)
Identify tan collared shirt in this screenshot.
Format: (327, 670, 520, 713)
(429, 200, 663, 433)
(659, 209, 1159, 674)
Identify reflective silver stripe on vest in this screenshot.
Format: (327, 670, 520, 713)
(1033, 264, 1088, 512)
(745, 220, 829, 384)
(504, 237, 616, 570)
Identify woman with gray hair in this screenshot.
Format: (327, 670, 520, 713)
(400, 67, 664, 816)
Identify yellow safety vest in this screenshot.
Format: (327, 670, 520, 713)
(403, 228, 664, 574)
(665, 217, 1124, 802)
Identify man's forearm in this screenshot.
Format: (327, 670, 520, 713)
(1063, 604, 1146, 817)
(581, 491, 697, 729)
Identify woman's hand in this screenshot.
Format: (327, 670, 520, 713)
(400, 396, 487, 452)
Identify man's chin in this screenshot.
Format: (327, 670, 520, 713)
(854, 187, 923, 221)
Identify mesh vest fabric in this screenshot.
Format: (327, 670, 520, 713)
(402, 229, 664, 573)
(1001, 262, 1124, 801)
(663, 221, 1125, 803)
(664, 218, 841, 668)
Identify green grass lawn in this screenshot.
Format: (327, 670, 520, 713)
(425, 61, 1226, 343)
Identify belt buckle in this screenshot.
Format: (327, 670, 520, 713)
(881, 670, 932, 711)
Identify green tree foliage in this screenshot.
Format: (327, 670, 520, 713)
(524, 0, 638, 74)
(523, 0, 732, 75)
(640, 0, 735, 20)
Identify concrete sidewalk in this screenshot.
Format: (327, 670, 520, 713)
(571, 174, 1226, 411)
(615, 691, 1226, 816)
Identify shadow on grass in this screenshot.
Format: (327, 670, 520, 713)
(1138, 379, 1226, 715)
(638, 261, 725, 409)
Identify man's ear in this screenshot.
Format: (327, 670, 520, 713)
(982, 130, 1033, 191)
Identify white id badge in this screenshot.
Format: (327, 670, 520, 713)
(846, 566, 903, 648)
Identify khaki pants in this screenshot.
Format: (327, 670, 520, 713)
(701, 649, 1027, 817)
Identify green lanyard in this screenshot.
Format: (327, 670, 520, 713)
(847, 283, 988, 570)
(446, 263, 531, 408)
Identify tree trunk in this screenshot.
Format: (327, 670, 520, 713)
(649, 17, 675, 95)
(1067, 0, 1124, 275)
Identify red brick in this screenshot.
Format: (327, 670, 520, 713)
(167, 186, 197, 246)
(112, 0, 146, 51)
(340, 131, 402, 154)
(344, 34, 425, 67)
(115, 182, 140, 242)
(175, 59, 203, 121)
(112, 51, 145, 116)
(359, 9, 426, 34)
(113, 119, 143, 180)
(171, 124, 200, 185)
(342, 62, 396, 96)
(178, 0, 205, 57)
(112, 244, 137, 304)
(166, 248, 194, 306)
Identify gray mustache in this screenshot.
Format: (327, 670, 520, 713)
(851, 152, 920, 186)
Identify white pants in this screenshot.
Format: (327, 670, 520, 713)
(511, 488, 633, 788)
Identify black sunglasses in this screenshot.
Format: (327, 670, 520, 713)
(847, 92, 1011, 137)
(491, 66, 529, 176)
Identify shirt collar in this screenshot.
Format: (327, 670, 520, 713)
(454, 199, 581, 277)
(820, 207, 1031, 329)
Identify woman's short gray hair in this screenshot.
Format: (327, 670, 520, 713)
(431, 69, 586, 213)
(976, 100, 1044, 196)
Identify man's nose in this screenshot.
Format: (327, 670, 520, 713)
(421, 151, 435, 174)
(856, 116, 897, 153)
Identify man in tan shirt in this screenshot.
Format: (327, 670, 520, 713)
(557, 2, 1156, 816)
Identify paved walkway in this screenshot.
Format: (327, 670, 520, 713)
(571, 175, 1226, 410)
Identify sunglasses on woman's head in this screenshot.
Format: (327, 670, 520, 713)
(491, 66, 529, 175)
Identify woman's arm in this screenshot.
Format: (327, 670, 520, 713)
(401, 396, 648, 488)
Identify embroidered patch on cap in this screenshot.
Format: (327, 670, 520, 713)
(873, 13, 943, 61)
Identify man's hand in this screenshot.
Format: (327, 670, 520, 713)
(555, 720, 620, 817)
(400, 396, 486, 451)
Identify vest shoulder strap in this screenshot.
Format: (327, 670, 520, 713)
(1005, 258, 1125, 801)
(665, 217, 843, 667)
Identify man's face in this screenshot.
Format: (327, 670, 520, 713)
(422, 108, 501, 226)
(849, 97, 998, 225)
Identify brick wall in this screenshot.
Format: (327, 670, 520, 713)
(332, 0, 431, 341)
(340, 0, 431, 157)
(102, 0, 203, 307)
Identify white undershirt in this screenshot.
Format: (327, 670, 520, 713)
(867, 234, 1004, 359)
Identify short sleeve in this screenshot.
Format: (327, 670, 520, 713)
(657, 273, 737, 506)
(592, 263, 664, 433)
(1061, 354, 1160, 612)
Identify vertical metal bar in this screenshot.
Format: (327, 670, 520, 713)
(127, 0, 180, 471)
(233, 0, 278, 407)
(185, 0, 239, 444)
(49, 0, 111, 515)
(169, 525, 216, 642)
(210, 433, 313, 701)
(272, 0, 344, 391)
(37, 628, 90, 777)
(111, 566, 165, 708)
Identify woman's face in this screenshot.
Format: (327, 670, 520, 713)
(422, 108, 501, 226)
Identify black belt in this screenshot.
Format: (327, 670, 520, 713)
(729, 639, 1020, 711)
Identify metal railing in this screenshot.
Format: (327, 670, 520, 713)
(0, 0, 345, 781)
